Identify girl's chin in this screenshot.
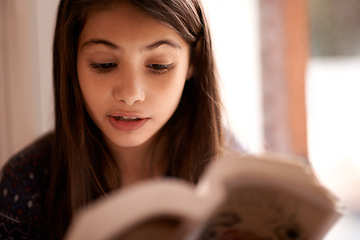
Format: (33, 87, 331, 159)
(108, 138, 150, 149)
(104, 133, 159, 150)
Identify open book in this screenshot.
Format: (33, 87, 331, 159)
(64, 152, 341, 240)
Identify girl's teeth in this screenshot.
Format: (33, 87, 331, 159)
(114, 116, 138, 121)
(122, 116, 137, 120)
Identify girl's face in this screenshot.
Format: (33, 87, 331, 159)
(77, 2, 192, 149)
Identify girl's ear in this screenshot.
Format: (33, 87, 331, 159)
(186, 63, 194, 80)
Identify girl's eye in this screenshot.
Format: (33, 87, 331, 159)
(90, 62, 117, 73)
(147, 64, 174, 74)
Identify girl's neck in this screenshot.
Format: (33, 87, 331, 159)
(106, 134, 167, 187)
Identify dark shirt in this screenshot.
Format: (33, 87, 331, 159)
(0, 136, 51, 240)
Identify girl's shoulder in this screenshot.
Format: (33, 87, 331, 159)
(0, 133, 53, 239)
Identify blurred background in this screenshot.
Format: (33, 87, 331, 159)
(306, 0, 360, 238)
(0, 0, 359, 238)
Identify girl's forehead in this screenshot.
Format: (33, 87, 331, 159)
(79, 3, 189, 51)
(85, 2, 151, 25)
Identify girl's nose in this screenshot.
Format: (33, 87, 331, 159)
(112, 68, 145, 105)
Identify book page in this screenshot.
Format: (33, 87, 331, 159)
(64, 179, 208, 240)
(198, 181, 334, 240)
(108, 216, 183, 240)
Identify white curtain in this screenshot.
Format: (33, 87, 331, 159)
(204, 0, 262, 152)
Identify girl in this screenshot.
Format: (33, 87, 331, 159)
(0, 0, 236, 239)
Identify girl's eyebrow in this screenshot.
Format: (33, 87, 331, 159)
(80, 39, 182, 51)
(80, 39, 118, 50)
(145, 39, 182, 50)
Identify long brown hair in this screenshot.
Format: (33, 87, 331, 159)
(47, 0, 223, 239)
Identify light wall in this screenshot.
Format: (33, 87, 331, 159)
(0, 0, 59, 166)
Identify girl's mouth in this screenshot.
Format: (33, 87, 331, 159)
(108, 114, 148, 131)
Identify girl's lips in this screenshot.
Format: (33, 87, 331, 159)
(108, 115, 148, 132)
